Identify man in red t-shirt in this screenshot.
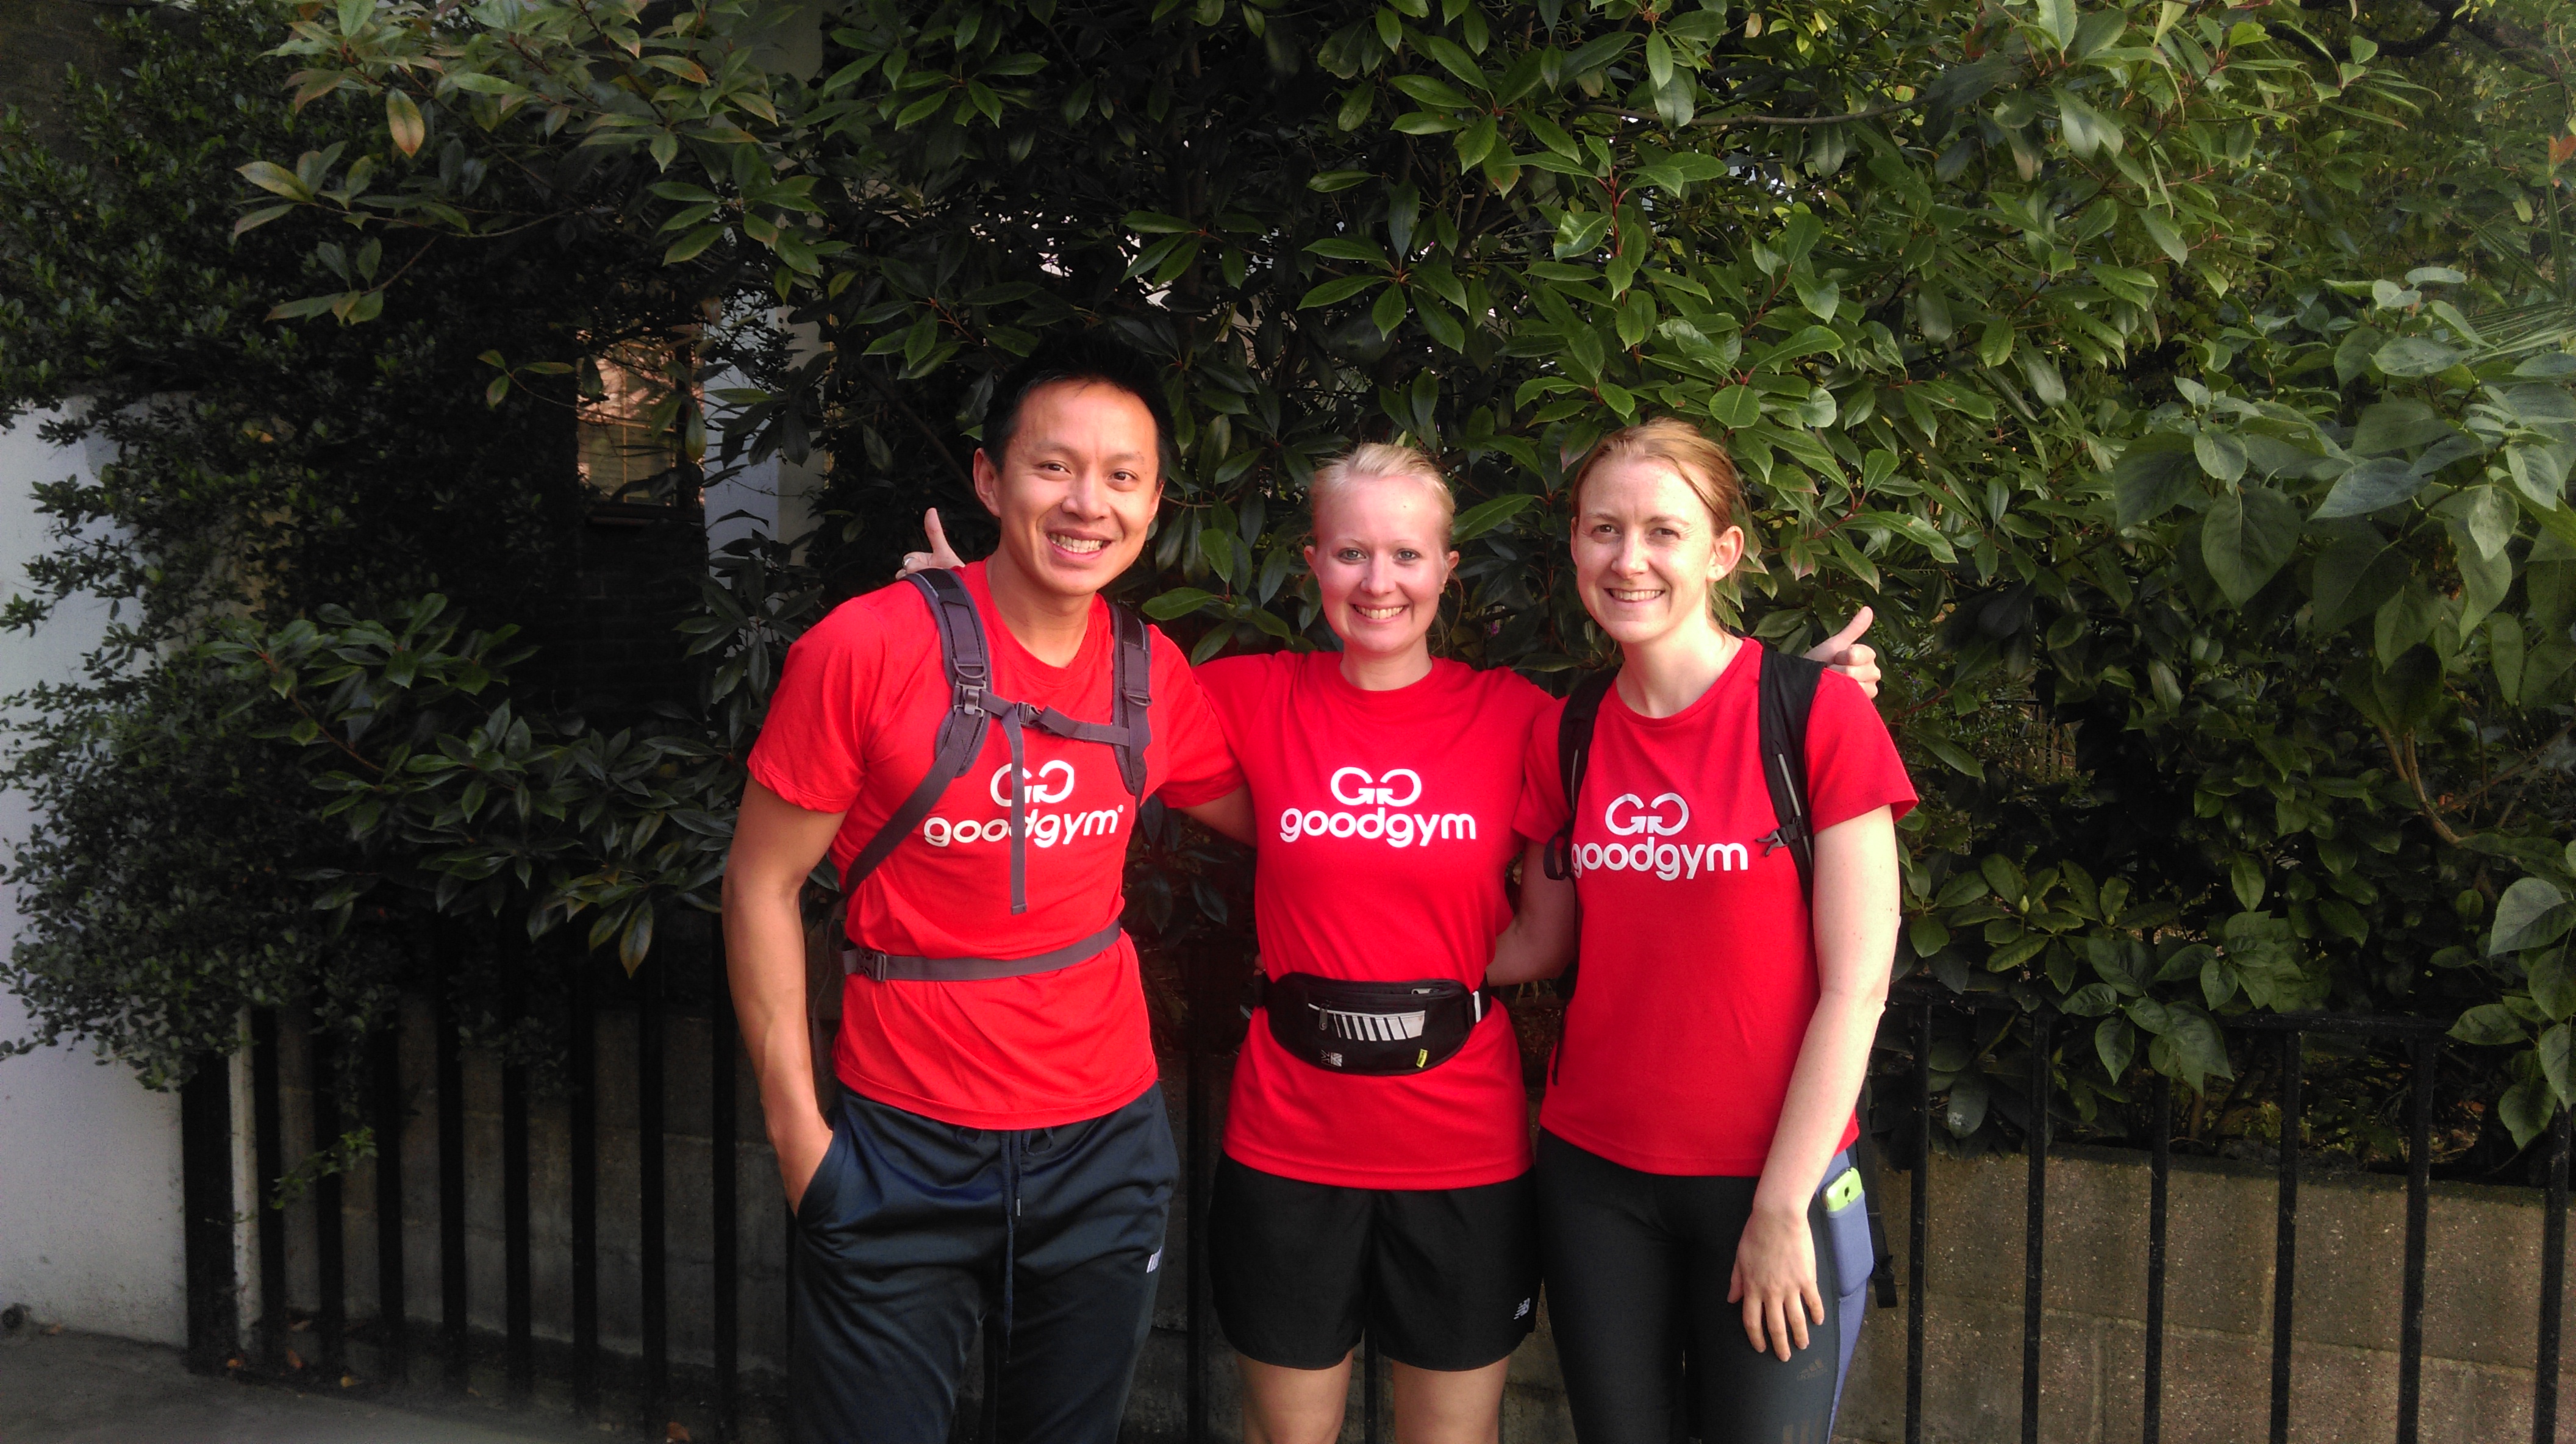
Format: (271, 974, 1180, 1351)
(722, 332, 1251, 1444)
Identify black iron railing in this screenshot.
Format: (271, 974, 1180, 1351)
(183, 931, 756, 1433)
(171, 952, 2572, 1443)
(1892, 985, 2572, 1444)
(179, 924, 1236, 1440)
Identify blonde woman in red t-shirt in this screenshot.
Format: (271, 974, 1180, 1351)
(1189, 445, 1562, 1444)
(1508, 418, 1914, 1443)
(901, 440, 1878, 1444)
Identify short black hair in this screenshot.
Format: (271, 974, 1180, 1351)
(981, 328, 1179, 483)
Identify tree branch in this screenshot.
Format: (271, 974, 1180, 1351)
(847, 358, 974, 490)
(2373, 0, 2458, 60)
(2377, 722, 2468, 847)
(1590, 98, 1920, 130)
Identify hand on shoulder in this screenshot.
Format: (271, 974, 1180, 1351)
(900, 507, 967, 577)
(1801, 606, 1880, 700)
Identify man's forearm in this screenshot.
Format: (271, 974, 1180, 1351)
(723, 781, 851, 1210)
(723, 878, 827, 1149)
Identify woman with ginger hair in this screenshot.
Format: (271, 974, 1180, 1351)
(901, 436, 1880, 1443)
(1511, 418, 1913, 1442)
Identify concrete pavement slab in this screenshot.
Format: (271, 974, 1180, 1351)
(0, 1330, 601, 1444)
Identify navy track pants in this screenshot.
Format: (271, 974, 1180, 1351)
(790, 1083, 1177, 1444)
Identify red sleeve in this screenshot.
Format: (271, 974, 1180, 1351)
(744, 598, 887, 815)
(1512, 690, 1570, 844)
(1190, 653, 1261, 747)
(1803, 670, 1917, 831)
(1149, 629, 1244, 807)
(1190, 651, 1283, 763)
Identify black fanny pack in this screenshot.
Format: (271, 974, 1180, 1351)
(1245, 971, 1498, 1076)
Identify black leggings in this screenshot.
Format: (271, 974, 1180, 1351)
(1536, 1131, 1861, 1444)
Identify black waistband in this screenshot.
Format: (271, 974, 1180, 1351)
(1242, 970, 1494, 1024)
(1244, 970, 1498, 1076)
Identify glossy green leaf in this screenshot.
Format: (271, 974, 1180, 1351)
(2036, 0, 2078, 50)
(2451, 1003, 2528, 1046)
(1708, 386, 1762, 430)
(2113, 435, 2198, 527)
(2374, 336, 2465, 378)
(2492, 877, 2576, 956)
(1142, 587, 1221, 621)
(2200, 487, 2302, 605)
(1451, 491, 1540, 542)
(2314, 458, 2425, 518)
(1298, 275, 1383, 308)
(2138, 209, 2189, 264)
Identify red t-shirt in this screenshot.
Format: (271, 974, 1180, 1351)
(1513, 645, 1916, 1176)
(1197, 652, 1551, 1190)
(746, 562, 1243, 1130)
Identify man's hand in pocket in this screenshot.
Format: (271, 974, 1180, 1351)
(779, 1110, 836, 1212)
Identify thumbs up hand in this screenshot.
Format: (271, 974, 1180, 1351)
(899, 508, 966, 578)
(1802, 606, 1881, 700)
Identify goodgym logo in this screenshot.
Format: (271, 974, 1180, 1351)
(988, 760, 1076, 807)
(920, 760, 1124, 849)
(1573, 791, 1750, 881)
(1277, 766, 1478, 848)
(1604, 792, 1689, 836)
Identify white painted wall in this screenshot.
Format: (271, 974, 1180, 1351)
(0, 380, 826, 1349)
(702, 332, 832, 558)
(0, 409, 188, 1346)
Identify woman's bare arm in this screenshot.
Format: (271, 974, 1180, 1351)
(1728, 805, 1902, 1359)
(1487, 837, 1578, 985)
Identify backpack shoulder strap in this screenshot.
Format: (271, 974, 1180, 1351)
(1755, 642, 1827, 900)
(1107, 602, 1153, 800)
(836, 569, 995, 897)
(1542, 670, 1619, 881)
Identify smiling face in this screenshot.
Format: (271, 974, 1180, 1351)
(1570, 455, 1744, 648)
(1304, 471, 1457, 664)
(973, 379, 1164, 604)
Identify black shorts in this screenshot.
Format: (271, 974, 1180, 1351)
(1208, 1156, 1539, 1373)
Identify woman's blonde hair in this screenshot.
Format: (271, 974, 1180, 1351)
(1309, 441, 1457, 542)
(1567, 418, 1742, 528)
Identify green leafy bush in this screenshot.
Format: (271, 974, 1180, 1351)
(10, 0, 2575, 1168)
(0, 0, 690, 1081)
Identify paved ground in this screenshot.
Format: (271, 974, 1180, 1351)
(0, 1330, 599, 1444)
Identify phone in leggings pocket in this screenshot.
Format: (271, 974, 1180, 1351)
(1823, 1164, 1873, 1424)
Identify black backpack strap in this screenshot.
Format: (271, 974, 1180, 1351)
(1542, 669, 1616, 1087)
(1542, 670, 1618, 882)
(1107, 603, 1152, 801)
(842, 573, 1156, 920)
(992, 602, 1154, 912)
(837, 568, 995, 897)
(1755, 643, 1826, 898)
(1012, 604, 1151, 799)
(1855, 1083, 1900, 1309)
(847, 920, 1126, 982)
